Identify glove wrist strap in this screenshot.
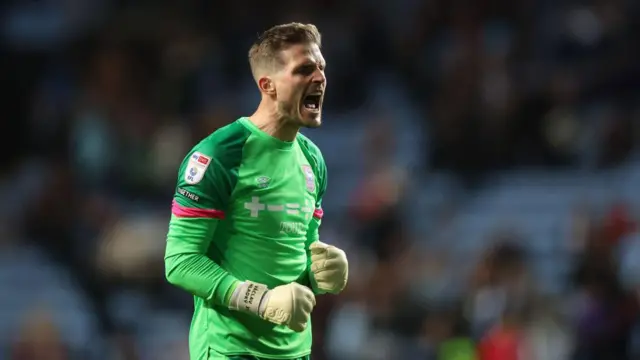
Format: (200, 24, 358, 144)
(228, 281, 269, 316)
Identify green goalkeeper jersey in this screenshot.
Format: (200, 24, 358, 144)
(165, 117, 326, 360)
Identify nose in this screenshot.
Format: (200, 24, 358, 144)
(312, 69, 325, 84)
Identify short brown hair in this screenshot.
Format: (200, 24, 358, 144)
(248, 23, 322, 79)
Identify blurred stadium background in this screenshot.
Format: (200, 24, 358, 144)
(2, 0, 640, 359)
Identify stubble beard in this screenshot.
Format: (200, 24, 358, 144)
(276, 100, 322, 129)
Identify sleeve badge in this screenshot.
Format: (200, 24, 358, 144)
(184, 152, 211, 185)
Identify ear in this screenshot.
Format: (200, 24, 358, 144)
(258, 76, 276, 95)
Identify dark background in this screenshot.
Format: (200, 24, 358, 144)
(1, 1, 640, 359)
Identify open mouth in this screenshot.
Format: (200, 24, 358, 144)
(303, 94, 322, 111)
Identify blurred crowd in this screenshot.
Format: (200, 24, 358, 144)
(2, 0, 640, 359)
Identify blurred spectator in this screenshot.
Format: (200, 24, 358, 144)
(351, 119, 409, 262)
(466, 240, 534, 339)
(10, 309, 69, 360)
(570, 218, 639, 360)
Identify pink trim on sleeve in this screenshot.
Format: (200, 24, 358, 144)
(313, 208, 324, 220)
(171, 200, 225, 219)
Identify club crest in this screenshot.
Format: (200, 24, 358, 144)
(301, 165, 315, 192)
(184, 152, 211, 184)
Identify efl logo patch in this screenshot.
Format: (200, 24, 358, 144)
(184, 152, 211, 184)
(301, 165, 315, 193)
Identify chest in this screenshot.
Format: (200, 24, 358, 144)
(229, 149, 318, 236)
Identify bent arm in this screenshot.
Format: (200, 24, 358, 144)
(165, 213, 239, 306)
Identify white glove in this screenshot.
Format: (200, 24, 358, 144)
(310, 241, 348, 294)
(228, 281, 316, 332)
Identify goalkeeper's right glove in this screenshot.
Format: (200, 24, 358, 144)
(228, 281, 316, 332)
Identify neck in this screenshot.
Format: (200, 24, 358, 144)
(249, 99, 299, 142)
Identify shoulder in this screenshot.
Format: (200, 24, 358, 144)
(296, 132, 325, 167)
(191, 119, 252, 168)
(195, 120, 252, 154)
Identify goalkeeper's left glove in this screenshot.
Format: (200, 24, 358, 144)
(309, 241, 348, 294)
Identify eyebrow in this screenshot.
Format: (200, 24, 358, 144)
(296, 60, 326, 69)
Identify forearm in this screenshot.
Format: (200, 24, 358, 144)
(165, 253, 239, 305)
(165, 215, 239, 306)
(305, 218, 321, 294)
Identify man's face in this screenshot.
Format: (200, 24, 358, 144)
(272, 43, 326, 128)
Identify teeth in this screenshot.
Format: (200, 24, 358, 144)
(303, 93, 321, 111)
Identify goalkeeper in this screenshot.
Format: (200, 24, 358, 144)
(165, 23, 349, 360)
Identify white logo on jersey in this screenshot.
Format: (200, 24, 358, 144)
(185, 152, 211, 185)
(244, 196, 314, 218)
(301, 165, 315, 192)
(280, 221, 307, 236)
(256, 176, 271, 189)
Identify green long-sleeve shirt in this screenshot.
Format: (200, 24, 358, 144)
(165, 117, 326, 359)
